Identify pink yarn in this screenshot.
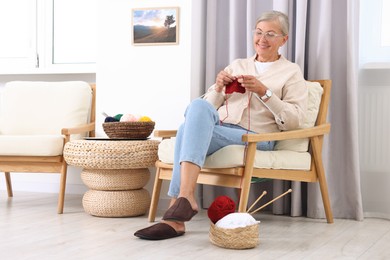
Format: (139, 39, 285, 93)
(120, 113, 137, 122)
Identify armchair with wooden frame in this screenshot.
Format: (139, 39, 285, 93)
(148, 80, 333, 223)
(0, 81, 96, 214)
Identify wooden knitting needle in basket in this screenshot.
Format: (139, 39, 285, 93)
(246, 191, 267, 213)
(248, 189, 292, 215)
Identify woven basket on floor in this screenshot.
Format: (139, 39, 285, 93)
(209, 222, 260, 249)
(102, 121, 155, 139)
(82, 189, 151, 217)
(81, 169, 150, 191)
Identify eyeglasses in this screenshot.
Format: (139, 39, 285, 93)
(253, 30, 285, 40)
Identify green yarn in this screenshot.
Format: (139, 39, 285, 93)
(251, 177, 270, 183)
(114, 114, 123, 121)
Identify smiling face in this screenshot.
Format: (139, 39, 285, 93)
(253, 19, 288, 62)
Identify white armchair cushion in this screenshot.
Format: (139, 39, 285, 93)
(158, 138, 311, 170)
(0, 81, 92, 135)
(274, 81, 323, 152)
(0, 135, 64, 156)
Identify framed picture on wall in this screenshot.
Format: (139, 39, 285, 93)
(132, 7, 179, 46)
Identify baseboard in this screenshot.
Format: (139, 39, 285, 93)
(0, 181, 87, 195)
(364, 211, 390, 220)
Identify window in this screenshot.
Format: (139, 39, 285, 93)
(0, 0, 37, 69)
(0, 0, 96, 74)
(359, 0, 390, 66)
(381, 0, 390, 46)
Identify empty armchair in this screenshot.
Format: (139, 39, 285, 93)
(0, 81, 96, 213)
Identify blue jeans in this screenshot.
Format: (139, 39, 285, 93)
(168, 98, 275, 197)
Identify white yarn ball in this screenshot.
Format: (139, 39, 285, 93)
(215, 212, 260, 229)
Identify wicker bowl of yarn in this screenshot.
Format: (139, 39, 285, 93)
(207, 196, 260, 249)
(103, 113, 155, 139)
(209, 213, 260, 250)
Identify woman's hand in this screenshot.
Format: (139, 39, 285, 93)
(238, 75, 267, 96)
(215, 71, 236, 92)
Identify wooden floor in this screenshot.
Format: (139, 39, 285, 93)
(1, 192, 390, 260)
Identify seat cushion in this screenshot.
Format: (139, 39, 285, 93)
(158, 138, 311, 170)
(0, 81, 92, 135)
(274, 81, 323, 152)
(0, 135, 65, 156)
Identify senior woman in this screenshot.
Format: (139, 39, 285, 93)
(135, 10, 308, 240)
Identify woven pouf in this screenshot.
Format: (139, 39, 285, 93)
(81, 169, 150, 191)
(82, 189, 151, 217)
(63, 140, 160, 169)
(63, 139, 159, 217)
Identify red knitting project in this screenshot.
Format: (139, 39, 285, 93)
(207, 195, 236, 224)
(225, 79, 246, 94)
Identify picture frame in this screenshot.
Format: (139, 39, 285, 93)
(132, 7, 179, 46)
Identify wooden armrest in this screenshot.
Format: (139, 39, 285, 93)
(153, 123, 330, 143)
(154, 130, 177, 138)
(242, 123, 331, 143)
(61, 123, 96, 136)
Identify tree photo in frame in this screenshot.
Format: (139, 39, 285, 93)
(132, 7, 179, 45)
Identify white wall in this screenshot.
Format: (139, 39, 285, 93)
(96, 0, 202, 208)
(96, 0, 193, 137)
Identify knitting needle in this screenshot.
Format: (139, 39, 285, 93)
(246, 191, 267, 213)
(249, 189, 292, 215)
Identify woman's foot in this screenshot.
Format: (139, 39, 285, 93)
(134, 222, 185, 240)
(134, 197, 197, 240)
(160, 220, 185, 233)
(162, 197, 198, 222)
(182, 196, 199, 213)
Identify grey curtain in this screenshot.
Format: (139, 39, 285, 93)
(200, 0, 364, 221)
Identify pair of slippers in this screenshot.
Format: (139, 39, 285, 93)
(134, 197, 198, 240)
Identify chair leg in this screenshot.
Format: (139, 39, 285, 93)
(237, 142, 257, 212)
(148, 167, 163, 222)
(312, 137, 334, 223)
(57, 163, 68, 214)
(5, 172, 13, 197)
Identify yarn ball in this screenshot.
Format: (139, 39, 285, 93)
(114, 114, 123, 121)
(215, 212, 260, 229)
(120, 113, 138, 122)
(104, 116, 119, 122)
(207, 195, 236, 224)
(139, 116, 152, 122)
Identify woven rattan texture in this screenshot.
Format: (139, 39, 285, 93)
(209, 223, 260, 249)
(64, 140, 159, 169)
(81, 169, 150, 191)
(82, 189, 151, 217)
(102, 121, 155, 139)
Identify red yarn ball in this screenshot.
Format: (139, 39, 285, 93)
(207, 195, 236, 224)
